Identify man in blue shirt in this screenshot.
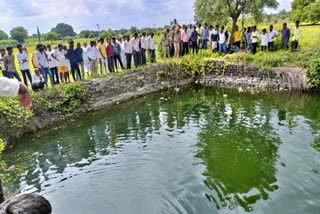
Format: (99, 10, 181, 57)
(281, 23, 291, 50)
(112, 38, 124, 71)
(66, 41, 82, 81)
(75, 43, 85, 80)
(201, 23, 209, 49)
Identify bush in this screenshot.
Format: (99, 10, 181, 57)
(306, 49, 320, 89)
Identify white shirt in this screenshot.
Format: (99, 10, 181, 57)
(209, 30, 213, 41)
(131, 38, 140, 52)
(218, 31, 227, 44)
(124, 41, 132, 54)
(47, 50, 57, 68)
(36, 51, 49, 68)
(148, 37, 156, 50)
(141, 36, 147, 49)
(187, 28, 193, 39)
(53, 49, 68, 67)
(31, 73, 44, 84)
(261, 33, 268, 46)
(268, 30, 279, 42)
(16, 51, 29, 70)
(0, 77, 19, 97)
(251, 31, 259, 43)
(85, 46, 98, 61)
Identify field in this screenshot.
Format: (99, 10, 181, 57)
(0, 23, 319, 86)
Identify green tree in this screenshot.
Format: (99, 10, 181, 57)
(194, 0, 278, 43)
(0, 30, 8, 40)
(291, 0, 320, 24)
(51, 23, 76, 38)
(10, 26, 28, 43)
(43, 32, 58, 41)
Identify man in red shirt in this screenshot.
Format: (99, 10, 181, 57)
(106, 38, 115, 73)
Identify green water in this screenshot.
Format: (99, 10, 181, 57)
(2, 87, 320, 214)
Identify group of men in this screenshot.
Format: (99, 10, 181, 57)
(160, 19, 303, 58)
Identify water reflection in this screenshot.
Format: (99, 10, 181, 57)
(1, 87, 320, 213)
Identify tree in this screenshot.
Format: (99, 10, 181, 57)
(10, 26, 28, 43)
(43, 32, 58, 41)
(0, 30, 8, 40)
(291, 0, 320, 24)
(194, 0, 278, 44)
(51, 23, 76, 38)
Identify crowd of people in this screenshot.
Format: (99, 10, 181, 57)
(0, 19, 302, 91)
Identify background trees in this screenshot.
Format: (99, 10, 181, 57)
(51, 23, 76, 38)
(10, 26, 28, 43)
(291, 0, 320, 24)
(0, 30, 8, 40)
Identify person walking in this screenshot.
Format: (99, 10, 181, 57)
(291, 20, 302, 52)
(124, 35, 133, 69)
(4, 47, 21, 81)
(251, 26, 259, 55)
(281, 23, 291, 50)
(181, 26, 189, 56)
(16, 44, 32, 86)
(46, 44, 59, 84)
(97, 38, 108, 74)
(132, 33, 140, 68)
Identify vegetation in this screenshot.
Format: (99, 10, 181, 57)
(0, 30, 8, 40)
(291, 0, 320, 24)
(9, 26, 28, 43)
(51, 23, 76, 39)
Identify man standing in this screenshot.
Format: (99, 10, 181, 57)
(36, 44, 54, 86)
(120, 36, 127, 69)
(251, 26, 259, 55)
(170, 19, 179, 30)
(292, 20, 302, 52)
(211, 25, 219, 53)
(181, 26, 189, 56)
(53, 44, 68, 83)
(16, 44, 32, 87)
(75, 43, 85, 80)
(161, 29, 170, 60)
(0, 48, 7, 77)
(112, 37, 124, 71)
(82, 42, 90, 75)
(173, 26, 181, 59)
(268, 25, 279, 51)
(4, 47, 21, 81)
(97, 38, 108, 74)
(281, 23, 291, 50)
(140, 32, 147, 66)
(106, 38, 115, 73)
(190, 26, 198, 54)
(148, 32, 156, 63)
(233, 25, 241, 48)
(47, 44, 59, 84)
(66, 41, 81, 81)
(86, 41, 99, 77)
(31, 68, 45, 91)
(200, 23, 209, 49)
(124, 35, 133, 69)
(218, 26, 228, 55)
(132, 33, 140, 68)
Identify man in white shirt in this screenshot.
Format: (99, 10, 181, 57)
(16, 44, 32, 87)
(36, 44, 54, 86)
(119, 36, 127, 69)
(85, 41, 99, 77)
(140, 32, 147, 65)
(251, 25, 259, 55)
(0, 77, 32, 110)
(46, 44, 59, 84)
(131, 33, 140, 68)
(124, 35, 133, 69)
(0, 48, 8, 77)
(261, 29, 268, 51)
(218, 26, 228, 55)
(148, 32, 156, 63)
(52, 44, 69, 83)
(31, 68, 45, 91)
(268, 25, 279, 51)
(82, 42, 90, 74)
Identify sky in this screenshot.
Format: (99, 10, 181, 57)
(0, 0, 293, 35)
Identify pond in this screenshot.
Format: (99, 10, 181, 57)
(1, 86, 320, 214)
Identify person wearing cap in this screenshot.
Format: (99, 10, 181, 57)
(16, 44, 32, 87)
(173, 26, 181, 59)
(4, 47, 21, 81)
(160, 29, 170, 60)
(97, 38, 108, 74)
(292, 21, 302, 52)
(0, 48, 8, 77)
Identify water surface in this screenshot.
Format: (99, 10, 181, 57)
(2, 87, 320, 214)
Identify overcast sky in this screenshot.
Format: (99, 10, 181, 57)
(0, 0, 293, 35)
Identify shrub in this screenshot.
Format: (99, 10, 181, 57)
(306, 49, 320, 89)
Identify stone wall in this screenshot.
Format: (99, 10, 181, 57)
(1, 61, 308, 144)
